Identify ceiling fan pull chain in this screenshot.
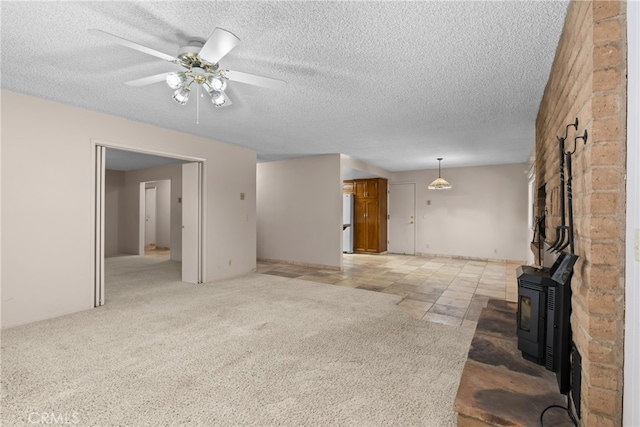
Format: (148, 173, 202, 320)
(196, 84, 200, 124)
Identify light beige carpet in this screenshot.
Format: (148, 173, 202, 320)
(1, 256, 473, 426)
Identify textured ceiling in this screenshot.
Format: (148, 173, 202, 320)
(0, 1, 568, 172)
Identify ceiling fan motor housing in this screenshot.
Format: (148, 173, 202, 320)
(177, 41, 219, 72)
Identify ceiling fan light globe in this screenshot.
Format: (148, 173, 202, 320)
(166, 72, 186, 89)
(210, 90, 226, 107)
(172, 86, 190, 105)
(209, 76, 227, 91)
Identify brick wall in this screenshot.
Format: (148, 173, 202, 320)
(535, 1, 626, 425)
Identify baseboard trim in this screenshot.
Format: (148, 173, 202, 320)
(257, 258, 342, 271)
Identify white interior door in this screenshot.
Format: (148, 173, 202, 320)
(182, 162, 202, 284)
(144, 187, 157, 246)
(388, 183, 416, 255)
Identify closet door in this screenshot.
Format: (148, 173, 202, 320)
(182, 162, 202, 284)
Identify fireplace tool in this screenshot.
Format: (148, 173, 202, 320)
(548, 118, 578, 252)
(550, 130, 587, 284)
(531, 212, 546, 267)
(547, 136, 567, 251)
(554, 129, 588, 254)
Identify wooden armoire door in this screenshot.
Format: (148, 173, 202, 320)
(355, 180, 378, 199)
(354, 199, 368, 252)
(354, 198, 380, 252)
(354, 181, 367, 198)
(365, 199, 380, 252)
(350, 177, 387, 253)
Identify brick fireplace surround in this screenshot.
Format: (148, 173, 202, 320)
(535, 1, 627, 425)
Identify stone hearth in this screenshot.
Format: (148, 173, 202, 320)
(454, 300, 573, 426)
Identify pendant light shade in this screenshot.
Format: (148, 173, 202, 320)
(428, 158, 452, 190)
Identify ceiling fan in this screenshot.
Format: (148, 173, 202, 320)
(89, 28, 286, 109)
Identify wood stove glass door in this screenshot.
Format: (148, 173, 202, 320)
(517, 286, 544, 343)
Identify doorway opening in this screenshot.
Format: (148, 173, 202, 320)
(141, 180, 172, 259)
(93, 144, 204, 307)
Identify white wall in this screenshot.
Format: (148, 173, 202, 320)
(341, 154, 392, 179)
(121, 167, 181, 258)
(257, 155, 342, 268)
(1, 90, 257, 328)
(105, 170, 125, 256)
(391, 163, 529, 261)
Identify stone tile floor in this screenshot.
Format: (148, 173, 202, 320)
(257, 253, 521, 330)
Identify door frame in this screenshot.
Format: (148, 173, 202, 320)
(625, 1, 640, 424)
(388, 182, 416, 255)
(138, 180, 172, 256)
(90, 139, 206, 307)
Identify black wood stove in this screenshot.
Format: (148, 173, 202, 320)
(516, 252, 576, 394)
(516, 265, 556, 365)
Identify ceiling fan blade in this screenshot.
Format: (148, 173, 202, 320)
(225, 70, 287, 90)
(198, 28, 240, 64)
(125, 73, 171, 87)
(89, 29, 176, 62)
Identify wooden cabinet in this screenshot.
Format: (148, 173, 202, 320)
(351, 178, 387, 253)
(354, 180, 378, 199)
(354, 198, 380, 252)
(343, 181, 354, 194)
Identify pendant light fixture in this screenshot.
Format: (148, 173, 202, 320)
(428, 158, 452, 190)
